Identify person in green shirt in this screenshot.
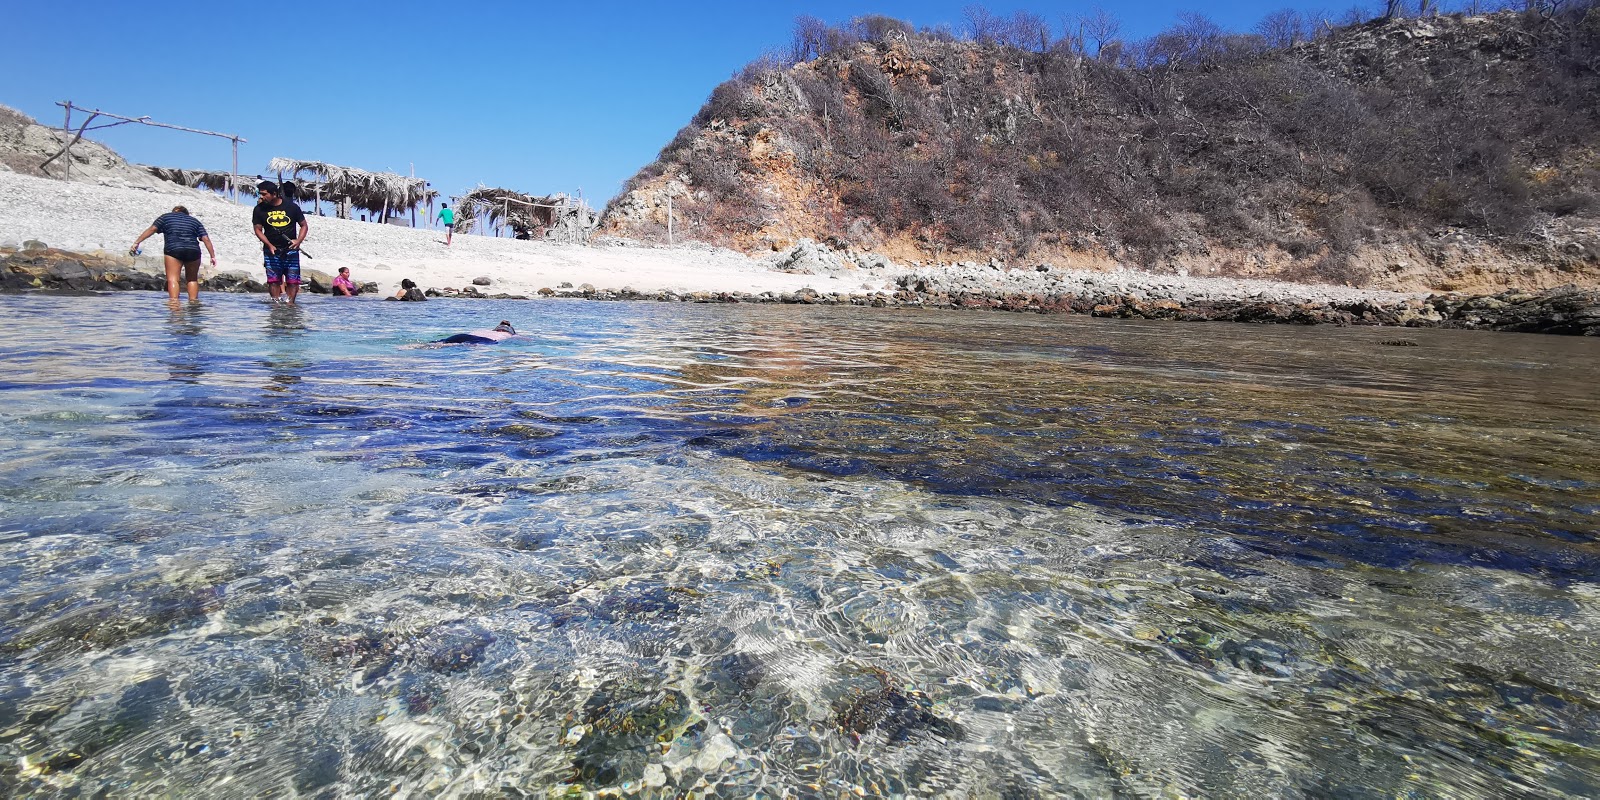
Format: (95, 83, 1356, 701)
(438, 203, 455, 246)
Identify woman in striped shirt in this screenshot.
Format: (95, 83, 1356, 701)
(131, 205, 217, 302)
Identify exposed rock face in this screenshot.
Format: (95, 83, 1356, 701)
(602, 11, 1600, 294)
(1426, 286, 1600, 334)
(0, 104, 182, 190)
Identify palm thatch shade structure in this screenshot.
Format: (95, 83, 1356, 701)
(458, 186, 555, 234)
(144, 166, 257, 197)
(266, 157, 435, 219)
(457, 185, 597, 242)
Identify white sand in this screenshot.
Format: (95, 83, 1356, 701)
(0, 168, 1417, 305)
(0, 170, 827, 297)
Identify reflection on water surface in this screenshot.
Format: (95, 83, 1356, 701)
(1, 293, 1597, 797)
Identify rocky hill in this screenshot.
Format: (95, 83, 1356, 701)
(0, 104, 178, 191)
(602, 9, 1600, 293)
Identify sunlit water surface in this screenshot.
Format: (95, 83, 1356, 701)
(1, 293, 1598, 797)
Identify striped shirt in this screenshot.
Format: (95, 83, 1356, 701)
(153, 212, 208, 255)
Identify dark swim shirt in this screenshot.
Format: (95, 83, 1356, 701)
(252, 200, 306, 252)
(153, 212, 208, 256)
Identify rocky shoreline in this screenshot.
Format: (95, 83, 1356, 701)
(0, 246, 376, 297)
(4, 246, 1596, 335)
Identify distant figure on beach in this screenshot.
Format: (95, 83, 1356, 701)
(130, 205, 216, 303)
(389, 278, 427, 301)
(435, 320, 518, 345)
(438, 203, 455, 246)
(332, 266, 359, 296)
(253, 181, 309, 305)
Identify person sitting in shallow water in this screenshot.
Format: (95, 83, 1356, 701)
(435, 321, 518, 345)
(332, 267, 359, 296)
(387, 278, 426, 301)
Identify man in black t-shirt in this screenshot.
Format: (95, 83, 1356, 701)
(252, 181, 310, 304)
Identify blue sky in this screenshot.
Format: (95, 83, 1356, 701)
(5, 0, 1370, 205)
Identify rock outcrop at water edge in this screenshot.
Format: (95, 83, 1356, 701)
(0, 247, 165, 293)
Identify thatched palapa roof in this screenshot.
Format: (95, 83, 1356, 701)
(144, 166, 256, 196)
(458, 185, 566, 233)
(457, 185, 599, 243)
(266, 157, 434, 213)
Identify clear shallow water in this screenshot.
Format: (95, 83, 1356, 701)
(1, 292, 1597, 797)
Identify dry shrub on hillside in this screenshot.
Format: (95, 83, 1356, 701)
(612, 2, 1600, 279)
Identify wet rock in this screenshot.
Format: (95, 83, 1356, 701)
(1424, 285, 1600, 335)
(0, 248, 163, 293)
(203, 270, 267, 293)
(22, 239, 46, 251)
(472, 276, 491, 286)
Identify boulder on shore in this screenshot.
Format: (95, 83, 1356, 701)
(0, 248, 163, 292)
(203, 271, 267, 293)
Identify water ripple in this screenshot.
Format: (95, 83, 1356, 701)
(0, 294, 1597, 797)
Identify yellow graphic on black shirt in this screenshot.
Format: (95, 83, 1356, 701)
(266, 210, 292, 228)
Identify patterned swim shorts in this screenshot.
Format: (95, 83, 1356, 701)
(263, 249, 301, 285)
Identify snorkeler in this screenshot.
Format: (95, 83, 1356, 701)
(435, 321, 519, 345)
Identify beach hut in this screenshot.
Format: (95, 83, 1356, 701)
(265, 158, 435, 223)
(457, 185, 598, 242)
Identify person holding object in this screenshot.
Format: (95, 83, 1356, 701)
(438, 203, 455, 246)
(332, 266, 358, 296)
(131, 205, 216, 303)
(252, 181, 309, 304)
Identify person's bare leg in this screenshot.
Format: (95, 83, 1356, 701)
(163, 255, 183, 302)
(268, 281, 282, 302)
(446, 229, 452, 246)
(286, 282, 300, 304)
(183, 260, 201, 302)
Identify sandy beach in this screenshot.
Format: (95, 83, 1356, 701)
(0, 170, 829, 298)
(0, 168, 1422, 307)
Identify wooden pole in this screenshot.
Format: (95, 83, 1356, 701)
(49, 102, 245, 187)
(231, 137, 239, 203)
(62, 103, 72, 180)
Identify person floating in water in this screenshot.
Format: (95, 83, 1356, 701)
(435, 321, 518, 345)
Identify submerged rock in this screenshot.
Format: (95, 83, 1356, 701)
(833, 669, 964, 744)
(567, 678, 695, 786)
